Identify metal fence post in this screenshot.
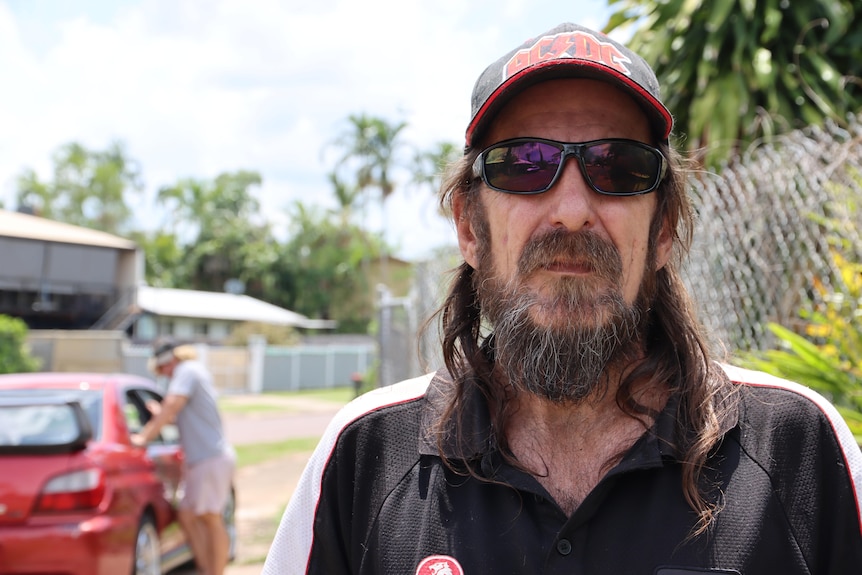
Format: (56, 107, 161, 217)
(247, 335, 266, 394)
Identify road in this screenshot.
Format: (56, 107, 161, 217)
(170, 393, 344, 575)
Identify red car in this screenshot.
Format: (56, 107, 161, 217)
(0, 372, 235, 575)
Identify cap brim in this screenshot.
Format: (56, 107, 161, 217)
(153, 349, 175, 367)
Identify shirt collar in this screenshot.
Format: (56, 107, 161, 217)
(417, 364, 740, 466)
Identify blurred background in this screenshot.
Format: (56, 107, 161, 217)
(0, 0, 860, 437)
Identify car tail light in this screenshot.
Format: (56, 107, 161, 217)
(35, 468, 106, 512)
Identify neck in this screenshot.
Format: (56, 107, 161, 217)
(503, 371, 669, 515)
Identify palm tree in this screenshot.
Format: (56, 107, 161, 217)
(332, 114, 407, 204)
(411, 141, 461, 216)
(327, 172, 361, 226)
(605, 0, 862, 168)
(330, 114, 408, 283)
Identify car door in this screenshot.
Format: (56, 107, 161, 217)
(122, 387, 192, 564)
(122, 389, 184, 505)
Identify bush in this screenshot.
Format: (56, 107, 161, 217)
(739, 250, 862, 442)
(225, 321, 300, 346)
(0, 315, 41, 374)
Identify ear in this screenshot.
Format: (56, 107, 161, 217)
(452, 192, 479, 269)
(654, 216, 673, 271)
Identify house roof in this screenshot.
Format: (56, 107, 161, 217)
(136, 285, 336, 329)
(0, 209, 137, 250)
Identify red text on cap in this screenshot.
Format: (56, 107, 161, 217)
(506, 31, 632, 79)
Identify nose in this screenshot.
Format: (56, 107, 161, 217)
(544, 156, 595, 231)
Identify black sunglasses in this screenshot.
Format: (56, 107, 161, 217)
(472, 137, 668, 196)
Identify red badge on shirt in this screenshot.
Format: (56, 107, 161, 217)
(415, 555, 464, 575)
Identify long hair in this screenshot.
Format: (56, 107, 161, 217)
(172, 344, 199, 362)
(429, 142, 737, 535)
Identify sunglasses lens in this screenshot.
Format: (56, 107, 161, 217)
(582, 141, 660, 194)
(483, 141, 562, 193)
(480, 139, 663, 195)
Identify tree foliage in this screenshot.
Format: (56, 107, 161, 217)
(605, 0, 862, 167)
(15, 141, 143, 234)
(130, 229, 186, 288)
(8, 110, 456, 334)
(411, 141, 461, 216)
(0, 315, 41, 374)
(154, 170, 278, 298)
(275, 201, 385, 333)
(331, 113, 408, 205)
(225, 321, 300, 346)
(740, 252, 862, 441)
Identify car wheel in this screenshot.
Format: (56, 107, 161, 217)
(133, 515, 160, 575)
(224, 486, 237, 562)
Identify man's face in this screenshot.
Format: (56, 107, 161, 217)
(454, 78, 673, 400)
(156, 360, 175, 378)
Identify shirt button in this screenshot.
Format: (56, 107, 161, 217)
(556, 539, 572, 556)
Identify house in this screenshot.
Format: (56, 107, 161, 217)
(0, 209, 140, 329)
(0, 209, 331, 343)
(133, 285, 335, 343)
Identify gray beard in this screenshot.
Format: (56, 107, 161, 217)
(475, 228, 649, 404)
(487, 282, 644, 403)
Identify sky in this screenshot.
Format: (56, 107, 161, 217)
(0, 0, 613, 261)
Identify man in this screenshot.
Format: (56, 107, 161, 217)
(132, 339, 235, 575)
(264, 23, 862, 574)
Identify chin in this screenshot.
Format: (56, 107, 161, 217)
(527, 301, 613, 331)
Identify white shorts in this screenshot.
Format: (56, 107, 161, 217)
(181, 450, 236, 515)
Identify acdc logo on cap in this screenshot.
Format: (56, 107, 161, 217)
(415, 555, 465, 575)
(506, 31, 632, 79)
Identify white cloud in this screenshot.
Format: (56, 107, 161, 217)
(0, 0, 610, 259)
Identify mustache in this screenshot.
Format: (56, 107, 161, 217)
(516, 229, 623, 282)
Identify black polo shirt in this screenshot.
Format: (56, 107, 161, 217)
(263, 365, 862, 574)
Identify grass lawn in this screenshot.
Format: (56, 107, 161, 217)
(219, 386, 355, 415)
(234, 436, 321, 467)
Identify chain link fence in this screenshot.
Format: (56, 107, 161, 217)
(686, 113, 862, 353)
(375, 254, 461, 386)
(379, 113, 862, 381)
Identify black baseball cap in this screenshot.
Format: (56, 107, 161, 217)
(466, 22, 673, 148)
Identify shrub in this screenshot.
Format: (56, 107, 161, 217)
(740, 250, 862, 442)
(0, 315, 41, 374)
(225, 321, 300, 346)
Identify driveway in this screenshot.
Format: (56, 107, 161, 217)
(170, 393, 344, 575)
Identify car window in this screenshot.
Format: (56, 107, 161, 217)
(0, 388, 102, 440)
(0, 403, 81, 446)
(124, 401, 144, 432)
(124, 389, 180, 445)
